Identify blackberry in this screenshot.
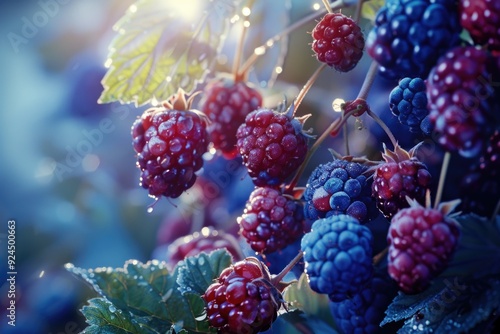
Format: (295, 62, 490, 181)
(460, 130, 500, 217)
(388, 198, 460, 294)
(389, 77, 431, 135)
(131, 90, 209, 199)
(329, 274, 397, 334)
(312, 12, 365, 72)
(460, 0, 500, 54)
(199, 77, 262, 158)
(371, 143, 432, 219)
(301, 214, 374, 301)
(236, 104, 309, 187)
(203, 258, 282, 333)
(366, 0, 461, 80)
(427, 46, 498, 157)
(238, 187, 304, 254)
(303, 159, 377, 223)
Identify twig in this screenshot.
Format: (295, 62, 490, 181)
(434, 151, 451, 208)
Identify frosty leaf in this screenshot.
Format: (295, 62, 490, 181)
(66, 260, 214, 333)
(361, 0, 385, 22)
(284, 273, 335, 328)
(441, 214, 500, 278)
(99, 0, 239, 106)
(177, 249, 232, 295)
(81, 298, 157, 334)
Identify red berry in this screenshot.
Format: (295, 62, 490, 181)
(200, 77, 262, 159)
(238, 187, 304, 254)
(387, 200, 460, 294)
(459, 0, 500, 54)
(372, 144, 432, 219)
(166, 227, 244, 266)
(203, 258, 282, 334)
(236, 106, 309, 187)
(131, 90, 209, 199)
(312, 13, 365, 72)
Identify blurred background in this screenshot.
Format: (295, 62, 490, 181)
(0, 1, 439, 333)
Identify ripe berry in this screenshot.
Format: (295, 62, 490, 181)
(301, 214, 374, 301)
(329, 273, 397, 334)
(460, 130, 500, 217)
(389, 77, 431, 135)
(131, 90, 209, 199)
(199, 77, 262, 158)
(459, 0, 500, 54)
(238, 187, 304, 254)
(236, 104, 309, 187)
(303, 159, 377, 224)
(366, 0, 461, 80)
(312, 12, 365, 72)
(165, 227, 244, 267)
(388, 198, 460, 294)
(203, 258, 282, 333)
(427, 46, 498, 157)
(372, 143, 432, 219)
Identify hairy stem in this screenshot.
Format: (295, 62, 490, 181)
(237, 0, 352, 76)
(357, 61, 378, 100)
(294, 64, 327, 115)
(367, 109, 398, 149)
(272, 251, 303, 284)
(233, 18, 250, 81)
(434, 151, 451, 208)
(322, 0, 334, 13)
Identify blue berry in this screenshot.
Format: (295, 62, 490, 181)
(301, 214, 374, 301)
(329, 274, 397, 334)
(389, 77, 431, 134)
(366, 0, 461, 80)
(304, 160, 377, 223)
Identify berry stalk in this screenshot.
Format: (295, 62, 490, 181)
(434, 151, 451, 208)
(271, 251, 303, 287)
(366, 108, 398, 149)
(322, 0, 334, 13)
(233, 12, 250, 82)
(294, 63, 327, 114)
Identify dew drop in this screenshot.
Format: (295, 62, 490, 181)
(198, 257, 206, 266)
(109, 305, 117, 313)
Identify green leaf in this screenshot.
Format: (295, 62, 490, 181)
(177, 249, 232, 295)
(361, 0, 385, 22)
(99, 0, 239, 106)
(283, 273, 336, 328)
(441, 214, 500, 278)
(81, 298, 157, 334)
(66, 259, 214, 333)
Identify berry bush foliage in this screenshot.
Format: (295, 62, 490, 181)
(67, 0, 500, 333)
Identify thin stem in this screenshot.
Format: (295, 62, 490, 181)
(294, 64, 327, 114)
(491, 199, 500, 223)
(353, 0, 364, 23)
(237, 0, 349, 76)
(434, 151, 451, 208)
(322, 0, 333, 13)
(357, 61, 378, 100)
(373, 247, 388, 265)
(233, 18, 250, 81)
(343, 122, 350, 155)
(272, 251, 303, 284)
(367, 109, 398, 149)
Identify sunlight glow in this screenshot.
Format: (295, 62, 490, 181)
(313, 3, 321, 10)
(332, 98, 345, 112)
(164, 0, 205, 23)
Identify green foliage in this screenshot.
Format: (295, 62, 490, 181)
(67, 252, 232, 333)
(99, 0, 239, 106)
(361, 0, 385, 22)
(381, 215, 500, 333)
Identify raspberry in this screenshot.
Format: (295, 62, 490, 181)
(236, 105, 309, 187)
(303, 159, 377, 224)
(199, 77, 262, 159)
(329, 274, 396, 334)
(131, 90, 209, 199)
(389, 77, 431, 135)
(459, 0, 500, 54)
(165, 227, 244, 266)
(387, 199, 460, 294)
(301, 214, 374, 301)
(427, 46, 498, 157)
(372, 144, 432, 219)
(238, 187, 304, 254)
(203, 258, 282, 333)
(366, 0, 461, 80)
(312, 13, 365, 72)
(460, 130, 500, 217)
